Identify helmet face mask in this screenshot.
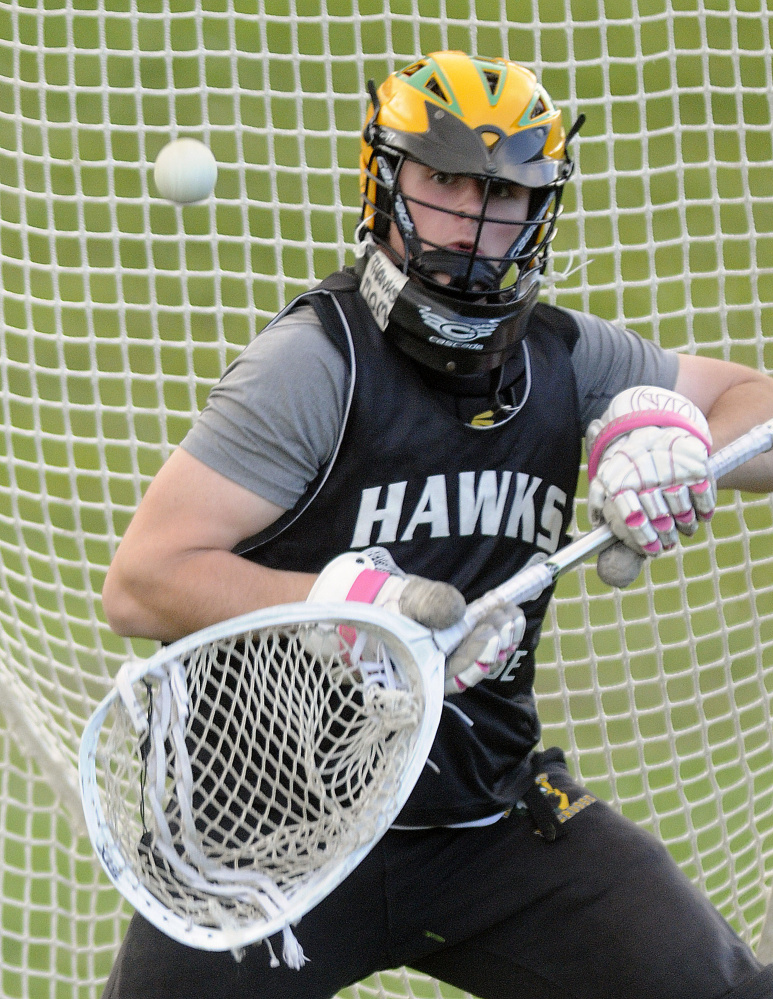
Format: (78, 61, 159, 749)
(357, 51, 581, 375)
(385, 158, 560, 303)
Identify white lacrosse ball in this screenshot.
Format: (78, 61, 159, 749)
(153, 138, 218, 203)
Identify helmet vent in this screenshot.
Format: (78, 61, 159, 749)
(424, 74, 450, 104)
(400, 60, 425, 77)
(530, 95, 547, 118)
(483, 70, 502, 95)
(480, 129, 501, 148)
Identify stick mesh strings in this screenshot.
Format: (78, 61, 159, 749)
(96, 621, 423, 940)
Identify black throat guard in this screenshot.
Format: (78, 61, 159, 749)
(355, 242, 539, 375)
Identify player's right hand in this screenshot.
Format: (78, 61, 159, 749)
(308, 548, 524, 695)
(308, 547, 465, 629)
(443, 602, 525, 695)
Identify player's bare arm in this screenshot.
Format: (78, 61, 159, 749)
(675, 352, 773, 491)
(101, 448, 316, 642)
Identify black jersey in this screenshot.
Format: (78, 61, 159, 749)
(237, 272, 583, 826)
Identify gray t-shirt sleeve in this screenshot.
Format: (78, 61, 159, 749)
(181, 301, 681, 510)
(566, 307, 680, 431)
(180, 305, 349, 509)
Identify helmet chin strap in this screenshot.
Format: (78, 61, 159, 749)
(417, 342, 531, 427)
(487, 362, 516, 418)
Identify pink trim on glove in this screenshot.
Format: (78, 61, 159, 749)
(346, 568, 390, 603)
(338, 624, 357, 649)
(587, 410, 713, 481)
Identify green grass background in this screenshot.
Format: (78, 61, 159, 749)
(0, 1, 773, 996)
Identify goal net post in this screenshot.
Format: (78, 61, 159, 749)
(0, 2, 772, 997)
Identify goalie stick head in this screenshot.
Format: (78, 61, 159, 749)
(356, 51, 583, 375)
(79, 603, 445, 958)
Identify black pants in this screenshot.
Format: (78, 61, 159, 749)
(102, 749, 773, 999)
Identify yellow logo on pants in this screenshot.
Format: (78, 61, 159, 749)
(535, 774, 570, 812)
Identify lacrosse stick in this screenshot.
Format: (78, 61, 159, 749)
(80, 603, 445, 965)
(79, 418, 773, 960)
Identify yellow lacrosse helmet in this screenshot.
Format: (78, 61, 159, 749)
(360, 51, 567, 226)
(356, 51, 582, 374)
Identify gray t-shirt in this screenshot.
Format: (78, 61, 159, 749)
(182, 303, 680, 509)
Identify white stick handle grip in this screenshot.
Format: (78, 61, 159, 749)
(434, 418, 773, 655)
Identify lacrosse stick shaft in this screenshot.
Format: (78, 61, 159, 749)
(434, 418, 773, 655)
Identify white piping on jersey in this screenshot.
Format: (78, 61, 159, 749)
(391, 811, 506, 830)
(471, 341, 532, 429)
(243, 290, 357, 547)
(442, 699, 474, 726)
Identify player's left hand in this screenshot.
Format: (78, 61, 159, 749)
(586, 386, 716, 556)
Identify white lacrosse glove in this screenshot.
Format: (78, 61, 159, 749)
(586, 386, 716, 558)
(444, 601, 525, 696)
(308, 548, 525, 696)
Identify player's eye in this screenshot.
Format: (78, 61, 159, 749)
(489, 181, 517, 199)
